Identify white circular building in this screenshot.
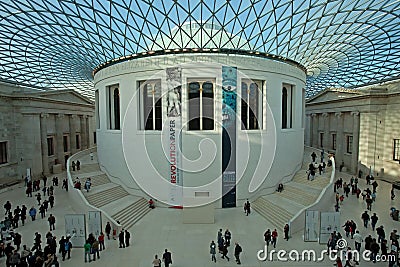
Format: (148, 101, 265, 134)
(94, 22, 306, 208)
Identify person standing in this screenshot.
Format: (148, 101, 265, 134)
(105, 222, 111, 240)
(92, 239, 100, 261)
(98, 232, 105, 251)
(76, 160, 81, 171)
(48, 214, 56, 231)
(84, 240, 91, 263)
(271, 229, 278, 248)
(210, 240, 216, 263)
(152, 255, 161, 267)
(284, 224, 290, 241)
(162, 249, 172, 267)
(72, 161, 76, 171)
(125, 229, 131, 247)
(90, 152, 94, 160)
(234, 242, 242, 264)
(118, 230, 125, 248)
(224, 229, 232, 247)
(245, 199, 251, 216)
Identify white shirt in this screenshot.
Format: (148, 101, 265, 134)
(353, 233, 363, 243)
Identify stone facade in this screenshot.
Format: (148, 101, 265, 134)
(0, 81, 95, 183)
(305, 80, 400, 181)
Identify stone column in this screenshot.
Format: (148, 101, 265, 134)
(305, 114, 312, 146)
(55, 114, 65, 166)
(335, 112, 344, 165)
(40, 113, 50, 174)
(69, 115, 77, 154)
(322, 113, 329, 149)
(311, 113, 318, 147)
(80, 115, 87, 149)
(351, 111, 360, 173)
(86, 115, 91, 148)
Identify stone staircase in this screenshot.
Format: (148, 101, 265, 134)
(253, 149, 332, 229)
(112, 198, 151, 230)
(69, 150, 151, 229)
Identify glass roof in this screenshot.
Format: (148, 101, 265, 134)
(0, 0, 399, 97)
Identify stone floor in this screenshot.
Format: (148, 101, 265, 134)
(0, 168, 398, 266)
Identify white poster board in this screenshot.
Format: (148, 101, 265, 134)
(88, 211, 102, 238)
(304, 210, 319, 242)
(65, 214, 86, 247)
(319, 212, 340, 244)
(26, 168, 31, 182)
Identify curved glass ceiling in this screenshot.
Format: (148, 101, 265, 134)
(0, 0, 399, 97)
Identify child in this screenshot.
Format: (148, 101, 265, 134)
(339, 195, 345, 204)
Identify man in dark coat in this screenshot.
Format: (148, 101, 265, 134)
(118, 230, 125, 248)
(234, 242, 242, 264)
(162, 249, 172, 267)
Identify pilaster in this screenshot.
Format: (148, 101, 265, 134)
(40, 113, 50, 174)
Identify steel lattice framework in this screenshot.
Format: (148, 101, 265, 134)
(0, 0, 399, 98)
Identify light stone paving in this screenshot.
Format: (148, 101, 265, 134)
(0, 161, 398, 266)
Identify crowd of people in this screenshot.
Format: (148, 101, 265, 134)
(211, 228, 242, 264)
(330, 171, 399, 266)
(1, 175, 63, 266)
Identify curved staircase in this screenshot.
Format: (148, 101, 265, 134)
(252, 147, 333, 230)
(69, 149, 151, 229)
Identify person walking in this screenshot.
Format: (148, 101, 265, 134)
(152, 255, 161, 267)
(370, 213, 378, 230)
(353, 231, 362, 252)
(162, 249, 172, 267)
(272, 229, 278, 248)
(361, 211, 370, 228)
(264, 229, 271, 246)
(210, 240, 217, 263)
(221, 242, 230, 261)
(284, 224, 290, 241)
(234, 242, 242, 265)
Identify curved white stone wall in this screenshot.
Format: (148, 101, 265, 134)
(94, 53, 306, 207)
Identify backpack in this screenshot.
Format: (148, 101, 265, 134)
(65, 242, 69, 251)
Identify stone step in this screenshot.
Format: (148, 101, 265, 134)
(112, 198, 151, 229)
(85, 185, 129, 207)
(77, 174, 110, 187)
(264, 194, 305, 215)
(279, 186, 317, 206)
(292, 172, 331, 189)
(252, 197, 293, 229)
